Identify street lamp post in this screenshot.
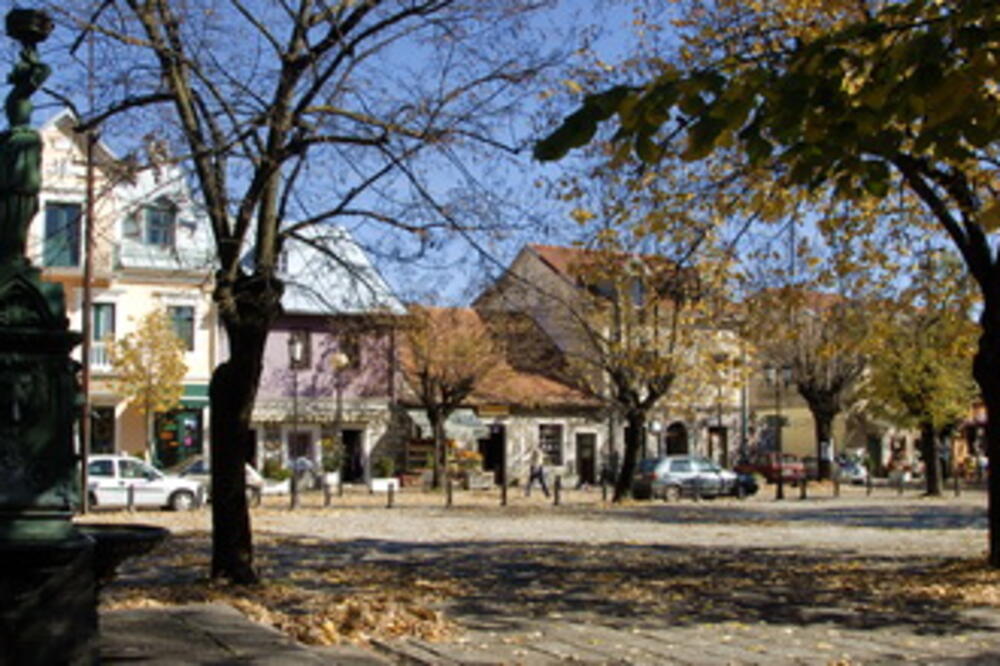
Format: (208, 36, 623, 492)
(765, 364, 792, 500)
(288, 335, 303, 510)
(329, 351, 349, 489)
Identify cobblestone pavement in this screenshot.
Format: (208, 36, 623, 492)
(91, 483, 1000, 664)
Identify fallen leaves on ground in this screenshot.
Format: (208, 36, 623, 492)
(100, 533, 462, 646)
(94, 519, 1000, 649)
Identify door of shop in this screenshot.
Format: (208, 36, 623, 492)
(342, 429, 364, 482)
(478, 424, 506, 485)
(576, 433, 597, 484)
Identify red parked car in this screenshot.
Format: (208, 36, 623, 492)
(735, 453, 805, 484)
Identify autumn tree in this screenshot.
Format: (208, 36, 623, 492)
(502, 224, 732, 502)
(863, 251, 979, 496)
(537, 0, 1000, 564)
(746, 287, 867, 479)
(108, 309, 188, 462)
(741, 212, 892, 481)
(54, 0, 561, 582)
(400, 306, 509, 488)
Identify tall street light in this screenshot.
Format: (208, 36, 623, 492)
(288, 334, 303, 509)
(329, 351, 349, 480)
(765, 363, 792, 500)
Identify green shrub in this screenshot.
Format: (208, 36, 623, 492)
(262, 458, 291, 481)
(373, 456, 395, 478)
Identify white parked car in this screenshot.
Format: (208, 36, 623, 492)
(87, 454, 204, 511)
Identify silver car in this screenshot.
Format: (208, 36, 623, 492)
(87, 454, 204, 511)
(632, 455, 746, 501)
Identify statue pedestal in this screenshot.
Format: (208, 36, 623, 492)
(0, 533, 98, 664)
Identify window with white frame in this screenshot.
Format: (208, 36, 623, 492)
(538, 424, 564, 465)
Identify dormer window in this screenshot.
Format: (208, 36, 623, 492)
(125, 197, 177, 247)
(145, 198, 177, 246)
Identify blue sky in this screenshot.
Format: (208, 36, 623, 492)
(17, 0, 723, 307)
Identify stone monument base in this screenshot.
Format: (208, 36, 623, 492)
(0, 532, 98, 665)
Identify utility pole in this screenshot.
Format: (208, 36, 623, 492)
(79, 131, 96, 513)
(78, 31, 98, 514)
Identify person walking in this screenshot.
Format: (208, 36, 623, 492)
(526, 443, 549, 498)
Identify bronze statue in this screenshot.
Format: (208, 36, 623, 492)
(0, 9, 53, 266)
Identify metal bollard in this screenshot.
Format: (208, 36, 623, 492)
(337, 477, 344, 497)
(446, 477, 453, 507)
(290, 474, 300, 509)
(127, 484, 136, 512)
(833, 475, 840, 499)
(501, 481, 507, 507)
(554, 475, 561, 506)
(324, 480, 332, 507)
(799, 476, 807, 500)
(601, 480, 608, 502)
(897, 473, 904, 496)
(866, 473, 873, 496)
(387, 483, 394, 509)
(954, 472, 961, 497)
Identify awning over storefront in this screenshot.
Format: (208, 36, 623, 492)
(181, 383, 210, 409)
(407, 408, 489, 440)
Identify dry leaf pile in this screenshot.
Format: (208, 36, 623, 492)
(100, 533, 462, 646)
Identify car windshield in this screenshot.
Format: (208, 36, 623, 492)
(689, 458, 716, 472)
(637, 459, 661, 473)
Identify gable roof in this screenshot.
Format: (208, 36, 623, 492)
(399, 305, 596, 409)
(41, 108, 216, 274)
(278, 225, 405, 316)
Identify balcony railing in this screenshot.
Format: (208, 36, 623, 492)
(89, 341, 112, 371)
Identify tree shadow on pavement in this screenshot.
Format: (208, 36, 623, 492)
(606, 501, 987, 531)
(104, 531, 1000, 646)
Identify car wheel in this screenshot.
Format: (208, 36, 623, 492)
(169, 490, 197, 511)
(664, 485, 681, 502)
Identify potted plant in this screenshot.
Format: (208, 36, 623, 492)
(320, 437, 344, 487)
(370, 455, 399, 493)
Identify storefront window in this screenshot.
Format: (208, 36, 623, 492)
(154, 409, 203, 468)
(90, 406, 115, 454)
(539, 424, 564, 465)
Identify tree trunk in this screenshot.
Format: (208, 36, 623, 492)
(209, 276, 282, 584)
(798, 386, 839, 482)
(811, 408, 835, 481)
(613, 410, 645, 502)
(145, 408, 155, 465)
(973, 301, 1000, 567)
(919, 420, 943, 497)
(429, 411, 445, 489)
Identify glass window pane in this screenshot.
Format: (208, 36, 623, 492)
(87, 459, 113, 477)
(538, 424, 563, 465)
(90, 407, 115, 454)
(145, 200, 176, 246)
(92, 303, 115, 341)
(167, 305, 195, 351)
(119, 460, 147, 479)
(43, 203, 81, 267)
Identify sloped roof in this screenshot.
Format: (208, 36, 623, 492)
(41, 109, 216, 274)
(399, 305, 596, 409)
(278, 225, 405, 316)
